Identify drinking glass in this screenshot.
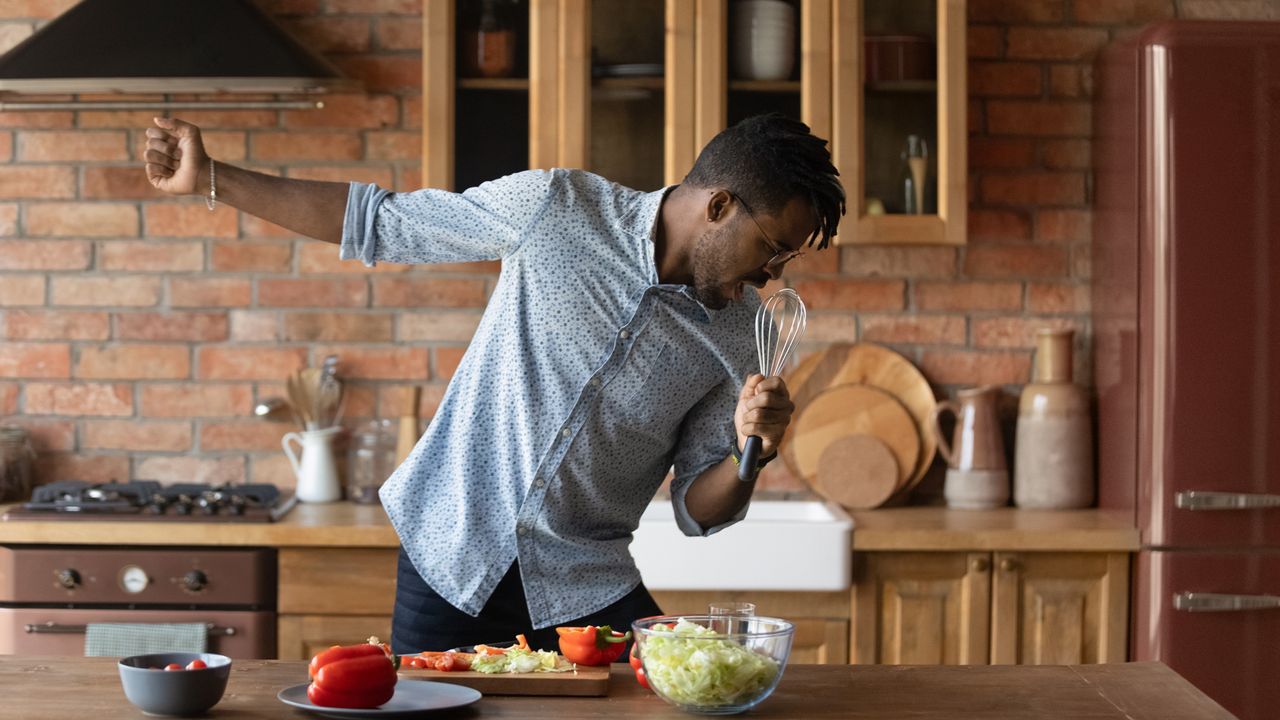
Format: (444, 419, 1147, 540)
(708, 601, 756, 635)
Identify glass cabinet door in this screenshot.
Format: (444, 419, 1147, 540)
(832, 0, 966, 245)
(692, 0, 832, 179)
(422, 0, 534, 190)
(588, 0, 667, 190)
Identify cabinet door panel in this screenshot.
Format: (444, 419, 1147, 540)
(990, 552, 1129, 665)
(852, 552, 990, 664)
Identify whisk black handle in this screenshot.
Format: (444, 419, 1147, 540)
(739, 435, 763, 481)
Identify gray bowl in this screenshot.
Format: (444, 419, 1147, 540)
(118, 652, 231, 717)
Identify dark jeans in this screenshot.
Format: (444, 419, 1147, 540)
(391, 546, 663, 656)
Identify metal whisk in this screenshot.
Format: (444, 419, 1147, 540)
(740, 288, 807, 480)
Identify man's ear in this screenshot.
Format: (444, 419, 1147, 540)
(705, 189, 732, 223)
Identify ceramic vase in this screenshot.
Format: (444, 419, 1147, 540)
(1014, 329, 1094, 508)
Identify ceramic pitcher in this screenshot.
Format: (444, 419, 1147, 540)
(282, 426, 342, 503)
(931, 385, 1009, 509)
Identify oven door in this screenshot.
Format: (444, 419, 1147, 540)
(0, 608, 275, 659)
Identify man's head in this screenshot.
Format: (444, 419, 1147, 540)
(680, 113, 845, 309)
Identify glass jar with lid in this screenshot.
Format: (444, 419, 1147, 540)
(347, 419, 398, 504)
(0, 426, 36, 503)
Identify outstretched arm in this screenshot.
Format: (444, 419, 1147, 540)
(144, 116, 350, 244)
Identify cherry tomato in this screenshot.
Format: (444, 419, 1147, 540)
(185, 659, 207, 670)
(163, 663, 183, 671)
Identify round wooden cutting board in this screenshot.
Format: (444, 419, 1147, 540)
(815, 433, 900, 509)
(788, 384, 921, 499)
(782, 343, 937, 493)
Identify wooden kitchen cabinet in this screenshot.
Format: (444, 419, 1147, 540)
(421, 0, 969, 245)
(276, 548, 397, 660)
(851, 551, 1129, 666)
(652, 589, 850, 664)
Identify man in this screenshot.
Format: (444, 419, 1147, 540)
(144, 113, 845, 653)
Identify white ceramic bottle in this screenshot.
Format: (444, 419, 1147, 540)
(1014, 329, 1094, 508)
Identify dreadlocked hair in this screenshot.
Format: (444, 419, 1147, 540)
(682, 113, 846, 250)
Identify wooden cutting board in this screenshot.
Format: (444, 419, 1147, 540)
(782, 343, 937, 493)
(788, 384, 921, 502)
(815, 433, 900, 510)
(398, 665, 611, 696)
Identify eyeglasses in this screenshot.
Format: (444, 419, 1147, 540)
(729, 192, 805, 272)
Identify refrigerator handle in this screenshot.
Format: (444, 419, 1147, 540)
(1174, 592, 1280, 612)
(1174, 491, 1280, 510)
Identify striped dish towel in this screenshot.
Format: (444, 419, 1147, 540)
(84, 623, 208, 657)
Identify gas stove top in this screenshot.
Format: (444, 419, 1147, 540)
(1, 481, 297, 523)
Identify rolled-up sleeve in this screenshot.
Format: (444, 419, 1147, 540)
(668, 378, 747, 537)
(340, 169, 554, 267)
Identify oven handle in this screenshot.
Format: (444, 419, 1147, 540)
(23, 621, 237, 636)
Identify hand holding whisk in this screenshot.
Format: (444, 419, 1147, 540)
(740, 288, 807, 481)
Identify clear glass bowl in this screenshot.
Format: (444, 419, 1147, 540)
(631, 615, 794, 715)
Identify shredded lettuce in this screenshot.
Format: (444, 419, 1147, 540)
(469, 647, 574, 674)
(641, 619, 780, 706)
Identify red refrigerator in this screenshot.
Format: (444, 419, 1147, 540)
(1093, 20, 1280, 720)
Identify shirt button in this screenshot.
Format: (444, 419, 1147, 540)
(590, 377, 601, 387)
(518, 526, 529, 536)
(619, 329, 630, 339)
(534, 478, 546, 488)
(562, 427, 571, 438)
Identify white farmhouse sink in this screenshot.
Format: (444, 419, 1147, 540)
(631, 500, 854, 591)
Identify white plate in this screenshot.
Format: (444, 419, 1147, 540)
(277, 682, 482, 718)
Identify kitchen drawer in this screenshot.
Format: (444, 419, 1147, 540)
(278, 548, 397, 615)
(277, 613, 392, 661)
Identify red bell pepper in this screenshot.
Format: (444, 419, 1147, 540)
(307, 643, 398, 709)
(308, 643, 386, 679)
(307, 681, 394, 709)
(555, 625, 632, 666)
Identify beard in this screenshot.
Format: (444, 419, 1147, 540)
(689, 223, 739, 310)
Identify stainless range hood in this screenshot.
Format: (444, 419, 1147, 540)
(0, 0, 359, 110)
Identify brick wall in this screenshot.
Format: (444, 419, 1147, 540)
(0, 0, 1275, 494)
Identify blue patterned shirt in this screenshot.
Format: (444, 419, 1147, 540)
(340, 169, 759, 628)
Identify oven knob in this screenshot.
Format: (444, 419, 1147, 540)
(181, 570, 208, 593)
(54, 568, 81, 590)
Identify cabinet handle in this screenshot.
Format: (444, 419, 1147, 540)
(971, 557, 989, 573)
(1173, 592, 1280, 612)
(999, 558, 1020, 573)
(1175, 491, 1280, 510)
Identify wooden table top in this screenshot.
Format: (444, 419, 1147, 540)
(0, 658, 1231, 719)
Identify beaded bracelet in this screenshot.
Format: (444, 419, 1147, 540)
(205, 159, 217, 211)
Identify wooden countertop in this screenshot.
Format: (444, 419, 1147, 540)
(0, 658, 1230, 719)
(0, 501, 400, 548)
(0, 502, 1139, 552)
(848, 506, 1140, 552)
